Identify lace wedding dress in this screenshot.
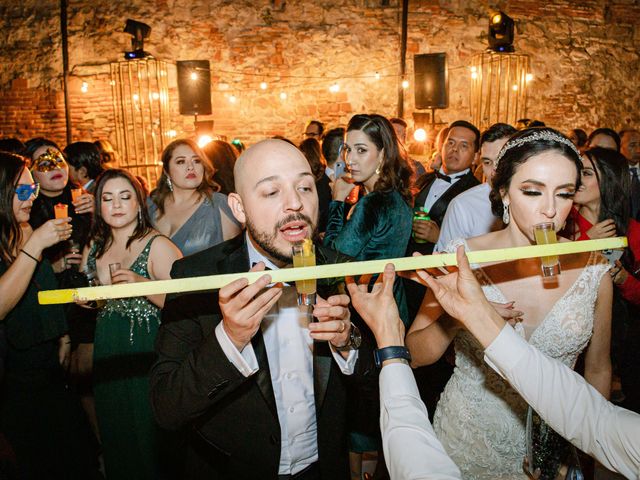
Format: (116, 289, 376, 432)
(433, 239, 609, 479)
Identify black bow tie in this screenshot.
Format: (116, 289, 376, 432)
(435, 171, 452, 183)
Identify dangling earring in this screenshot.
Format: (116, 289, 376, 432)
(375, 161, 383, 175)
(502, 204, 510, 225)
(138, 208, 142, 223)
(166, 176, 173, 192)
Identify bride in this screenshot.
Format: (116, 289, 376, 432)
(406, 128, 612, 479)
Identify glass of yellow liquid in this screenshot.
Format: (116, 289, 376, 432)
(292, 238, 316, 306)
(534, 222, 561, 277)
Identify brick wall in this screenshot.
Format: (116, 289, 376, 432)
(0, 0, 638, 150)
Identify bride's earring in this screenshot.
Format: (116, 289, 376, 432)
(502, 204, 510, 225)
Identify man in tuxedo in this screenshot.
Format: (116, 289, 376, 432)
(150, 139, 358, 479)
(621, 129, 640, 220)
(407, 120, 481, 256)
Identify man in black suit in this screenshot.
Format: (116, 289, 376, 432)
(150, 139, 358, 479)
(407, 120, 481, 256)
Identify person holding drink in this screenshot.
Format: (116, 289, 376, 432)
(406, 128, 613, 479)
(79, 168, 182, 479)
(323, 113, 414, 477)
(0, 152, 100, 478)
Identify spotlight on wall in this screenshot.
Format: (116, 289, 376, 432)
(124, 19, 152, 60)
(488, 11, 515, 53)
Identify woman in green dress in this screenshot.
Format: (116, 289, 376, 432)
(0, 152, 99, 478)
(81, 169, 182, 479)
(323, 113, 414, 478)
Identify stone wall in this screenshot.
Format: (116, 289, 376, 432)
(0, 0, 638, 151)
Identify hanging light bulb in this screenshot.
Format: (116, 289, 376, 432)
(280, 92, 287, 100)
(525, 73, 533, 82)
(402, 79, 409, 89)
(81, 82, 88, 93)
(512, 84, 518, 91)
(329, 83, 340, 93)
(151, 92, 160, 100)
(229, 95, 237, 103)
(260, 81, 268, 90)
(132, 94, 139, 102)
(471, 71, 478, 80)
(413, 128, 427, 142)
(375, 72, 381, 80)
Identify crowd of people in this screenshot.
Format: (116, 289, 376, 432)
(0, 117, 638, 480)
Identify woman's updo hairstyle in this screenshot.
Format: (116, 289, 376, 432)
(489, 127, 583, 217)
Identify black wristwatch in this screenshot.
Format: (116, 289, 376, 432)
(335, 324, 362, 351)
(374, 346, 412, 368)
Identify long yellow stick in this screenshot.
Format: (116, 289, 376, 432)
(38, 237, 627, 305)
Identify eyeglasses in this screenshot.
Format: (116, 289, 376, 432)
(31, 149, 66, 172)
(304, 131, 320, 138)
(15, 183, 40, 201)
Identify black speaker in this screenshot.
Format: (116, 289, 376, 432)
(414, 53, 448, 109)
(177, 60, 212, 116)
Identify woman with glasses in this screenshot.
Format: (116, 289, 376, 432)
(323, 113, 414, 478)
(0, 152, 100, 478)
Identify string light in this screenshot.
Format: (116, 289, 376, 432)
(402, 79, 409, 89)
(413, 128, 427, 142)
(260, 81, 268, 90)
(329, 83, 340, 93)
(512, 84, 518, 91)
(81, 82, 88, 93)
(471, 71, 478, 79)
(132, 94, 139, 102)
(166, 130, 177, 138)
(280, 92, 287, 100)
(229, 95, 237, 103)
(151, 92, 160, 100)
(375, 72, 381, 80)
(526, 73, 533, 82)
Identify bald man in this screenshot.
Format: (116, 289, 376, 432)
(150, 139, 357, 480)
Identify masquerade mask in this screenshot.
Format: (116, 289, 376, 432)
(31, 148, 66, 173)
(15, 183, 40, 201)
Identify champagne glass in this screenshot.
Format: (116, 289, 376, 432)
(534, 222, 561, 277)
(292, 239, 316, 307)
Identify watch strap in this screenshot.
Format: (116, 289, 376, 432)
(374, 346, 412, 368)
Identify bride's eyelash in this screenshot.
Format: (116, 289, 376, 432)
(520, 189, 540, 196)
(558, 192, 575, 199)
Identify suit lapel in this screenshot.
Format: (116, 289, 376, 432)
(251, 332, 279, 419)
(313, 345, 332, 412)
(414, 173, 436, 208)
(429, 171, 479, 223)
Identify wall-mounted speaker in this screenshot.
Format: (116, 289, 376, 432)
(414, 53, 448, 110)
(177, 60, 212, 116)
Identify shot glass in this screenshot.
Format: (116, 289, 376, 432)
(292, 240, 317, 307)
(54, 203, 68, 219)
(71, 188, 83, 203)
(533, 222, 561, 277)
(108, 263, 121, 284)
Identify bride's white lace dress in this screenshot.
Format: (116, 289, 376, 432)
(433, 240, 609, 479)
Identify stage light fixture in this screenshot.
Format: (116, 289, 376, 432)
(488, 11, 515, 53)
(124, 19, 152, 60)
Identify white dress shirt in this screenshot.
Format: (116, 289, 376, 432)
(434, 183, 500, 252)
(214, 235, 357, 475)
(423, 168, 471, 212)
(379, 325, 640, 479)
(325, 165, 335, 182)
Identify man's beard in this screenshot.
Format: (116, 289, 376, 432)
(245, 212, 317, 265)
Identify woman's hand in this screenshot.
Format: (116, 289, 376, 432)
(610, 260, 629, 285)
(72, 192, 95, 215)
(26, 218, 73, 254)
(109, 269, 147, 285)
(586, 219, 617, 239)
(58, 334, 71, 371)
(332, 177, 356, 202)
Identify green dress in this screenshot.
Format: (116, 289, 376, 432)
(90, 235, 168, 479)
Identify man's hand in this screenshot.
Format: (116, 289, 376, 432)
(309, 294, 351, 347)
(417, 246, 505, 348)
(412, 218, 440, 243)
(219, 262, 283, 351)
(346, 264, 405, 348)
(586, 219, 617, 239)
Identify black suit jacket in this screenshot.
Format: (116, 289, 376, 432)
(407, 170, 480, 255)
(150, 235, 350, 479)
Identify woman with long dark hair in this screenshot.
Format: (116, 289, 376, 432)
(323, 113, 414, 476)
(407, 128, 612, 479)
(202, 139, 238, 195)
(148, 138, 240, 257)
(0, 152, 99, 478)
(81, 169, 182, 479)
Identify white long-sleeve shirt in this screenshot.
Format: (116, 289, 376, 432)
(380, 325, 640, 479)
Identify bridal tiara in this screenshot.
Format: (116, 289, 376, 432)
(495, 130, 582, 167)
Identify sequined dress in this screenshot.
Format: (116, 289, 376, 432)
(90, 235, 167, 479)
(433, 239, 609, 479)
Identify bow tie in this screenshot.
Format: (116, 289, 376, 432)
(435, 171, 453, 183)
